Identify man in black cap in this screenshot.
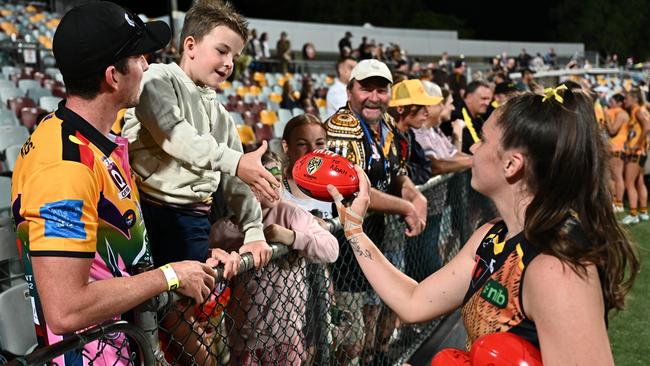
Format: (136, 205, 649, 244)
(447, 59, 467, 102)
(11, 2, 239, 362)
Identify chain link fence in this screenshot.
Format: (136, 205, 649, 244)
(149, 170, 495, 366)
(6, 170, 495, 365)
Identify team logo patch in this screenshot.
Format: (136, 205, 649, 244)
(123, 209, 136, 228)
(40, 199, 86, 239)
(101, 156, 132, 199)
(306, 157, 323, 175)
(481, 279, 508, 308)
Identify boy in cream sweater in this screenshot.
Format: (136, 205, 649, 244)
(123, 1, 275, 269)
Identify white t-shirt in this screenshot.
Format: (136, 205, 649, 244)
(282, 182, 334, 219)
(326, 79, 347, 118)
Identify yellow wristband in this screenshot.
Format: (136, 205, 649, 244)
(159, 264, 179, 291)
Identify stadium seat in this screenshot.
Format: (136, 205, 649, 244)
(0, 282, 38, 355)
(0, 176, 11, 217)
(0, 125, 29, 155)
(3, 144, 21, 172)
(26, 86, 51, 101)
(254, 122, 274, 143)
(0, 87, 24, 105)
(236, 124, 255, 145)
(230, 111, 244, 125)
(39, 95, 61, 111)
(268, 92, 282, 104)
(273, 119, 288, 140)
(20, 106, 46, 131)
(0, 110, 19, 127)
(7, 97, 36, 117)
(278, 108, 293, 124)
(0, 80, 14, 90)
(292, 107, 304, 117)
(1, 66, 18, 79)
(259, 110, 278, 125)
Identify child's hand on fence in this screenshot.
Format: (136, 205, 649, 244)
(239, 240, 273, 270)
(208, 248, 241, 279)
(264, 224, 296, 246)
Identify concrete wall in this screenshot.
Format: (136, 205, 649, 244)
(162, 13, 584, 60)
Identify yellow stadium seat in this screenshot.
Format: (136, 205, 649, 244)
(269, 93, 282, 103)
(260, 110, 278, 125)
(220, 81, 232, 90)
(249, 85, 261, 96)
(253, 72, 266, 86)
(316, 98, 326, 108)
(0, 10, 12, 17)
(236, 86, 248, 97)
(237, 125, 255, 145)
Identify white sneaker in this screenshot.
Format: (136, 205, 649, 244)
(621, 215, 640, 225)
(613, 205, 624, 213)
(639, 213, 649, 221)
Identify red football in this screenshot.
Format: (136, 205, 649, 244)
(292, 149, 359, 202)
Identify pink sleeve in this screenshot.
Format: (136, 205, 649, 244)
(287, 206, 339, 263)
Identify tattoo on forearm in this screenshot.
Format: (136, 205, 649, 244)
(348, 236, 372, 260)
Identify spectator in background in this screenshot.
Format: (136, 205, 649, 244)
(302, 42, 316, 60)
(122, 1, 277, 269)
(444, 80, 492, 154)
(299, 76, 318, 112)
(259, 32, 271, 59)
(516, 68, 536, 92)
(517, 48, 532, 69)
(484, 81, 518, 119)
(415, 81, 472, 176)
(280, 81, 302, 110)
(544, 47, 557, 67)
(326, 57, 357, 117)
(281, 114, 337, 365)
(212, 151, 338, 366)
(324, 59, 427, 365)
(388, 79, 443, 183)
(438, 51, 450, 73)
(447, 59, 467, 102)
(339, 31, 353, 58)
(531, 52, 545, 70)
(358, 36, 371, 59)
(276, 31, 292, 73)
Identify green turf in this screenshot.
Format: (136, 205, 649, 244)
(609, 221, 650, 365)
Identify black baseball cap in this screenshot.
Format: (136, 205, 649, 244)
(53, 1, 171, 79)
(494, 82, 518, 95)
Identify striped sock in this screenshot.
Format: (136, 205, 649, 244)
(630, 208, 638, 216)
(641, 207, 648, 214)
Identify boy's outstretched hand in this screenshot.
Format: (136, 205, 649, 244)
(236, 141, 280, 201)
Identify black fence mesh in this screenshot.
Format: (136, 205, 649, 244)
(154, 170, 495, 366)
(10, 171, 495, 366)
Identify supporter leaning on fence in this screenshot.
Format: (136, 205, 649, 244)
(328, 87, 639, 365)
(210, 151, 338, 365)
(324, 59, 427, 365)
(122, 0, 277, 268)
(280, 114, 337, 365)
(10, 2, 241, 364)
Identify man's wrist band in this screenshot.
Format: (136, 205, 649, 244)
(159, 264, 180, 291)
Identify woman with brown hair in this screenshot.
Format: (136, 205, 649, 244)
(328, 87, 639, 365)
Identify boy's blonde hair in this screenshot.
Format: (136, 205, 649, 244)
(179, 0, 248, 54)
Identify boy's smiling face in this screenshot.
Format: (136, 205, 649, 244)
(183, 25, 244, 88)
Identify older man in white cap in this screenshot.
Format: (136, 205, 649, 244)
(324, 59, 427, 365)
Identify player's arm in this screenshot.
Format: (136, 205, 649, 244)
(605, 111, 627, 137)
(523, 255, 613, 366)
(25, 163, 216, 334)
(33, 256, 216, 334)
(328, 166, 484, 323)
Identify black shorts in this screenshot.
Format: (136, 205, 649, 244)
(625, 154, 647, 166)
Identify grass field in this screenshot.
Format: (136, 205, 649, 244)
(610, 221, 650, 365)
